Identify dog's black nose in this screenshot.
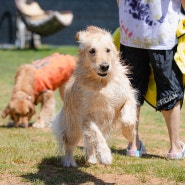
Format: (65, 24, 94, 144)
(100, 63, 109, 72)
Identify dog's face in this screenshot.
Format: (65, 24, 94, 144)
(2, 99, 35, 127)
(76, 26, 119, 78)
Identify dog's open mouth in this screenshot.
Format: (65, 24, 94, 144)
(97, 73, 108, 77)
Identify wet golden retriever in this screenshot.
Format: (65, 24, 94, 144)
(2, 53, 76, 128)
(53, 26, 138, 167)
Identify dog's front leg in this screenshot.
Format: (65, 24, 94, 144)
(119, 98, 137, 145)
(120, 97, 137, 127)
(82, 121, 112, 165)
(59, 85, 65, 100)
(33, 90, 55, 128)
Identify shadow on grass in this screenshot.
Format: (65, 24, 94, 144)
(22, 156, 115, 185)
(21, 148, 166, 184)
(111, 148, 166, 159)
(0, 122, 34, 128)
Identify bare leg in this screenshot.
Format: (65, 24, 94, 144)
(162, 101, 182, 154)
(127, 107, 141, 151)
(128, 101, 183, 156)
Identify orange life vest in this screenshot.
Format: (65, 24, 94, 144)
(32, 53, 76, 98)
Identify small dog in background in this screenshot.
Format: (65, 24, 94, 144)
(1, 53, 76, 128)
(53, 26, 138, 167)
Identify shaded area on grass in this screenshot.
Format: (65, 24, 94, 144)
(22, 156, 115, 185)
(22, 148, 167, 185)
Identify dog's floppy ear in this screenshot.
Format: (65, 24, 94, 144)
(75, 26, 93, 43)
(75, 30, 88, 50)
(1, 105, 11, 118)
(75, 31, 87, 43)
(75, 32, 80, 41)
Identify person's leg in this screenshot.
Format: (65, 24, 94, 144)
(149, 47, 184, 158)
(120, 45, 150, 154)
(162, 101, 183, 154)
(128, 107, 141, 151)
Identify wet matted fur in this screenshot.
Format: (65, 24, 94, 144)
(53, 26, 137, 167)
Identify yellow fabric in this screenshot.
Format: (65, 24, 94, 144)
(113, 26, 185, 108)
(144, 68, 157, 107)
(174, 19, 185, 74)
(113, 27, 120, 51)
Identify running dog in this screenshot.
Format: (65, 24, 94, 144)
(1, 53, 76, 128)
(53, 26, 137, 167)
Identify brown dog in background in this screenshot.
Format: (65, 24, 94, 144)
(1, 53, 76, 128)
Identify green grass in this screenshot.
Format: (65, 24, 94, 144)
(0, 46, 185, 185)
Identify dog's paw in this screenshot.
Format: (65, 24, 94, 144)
(99, 153, 112, 165)
(87, 154, 98, 164)
(97, 147, 112, 165)
(63, 160, 77, 167)
(63, 152, 78, 167)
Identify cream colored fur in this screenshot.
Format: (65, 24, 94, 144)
(53, 26, 137, 167)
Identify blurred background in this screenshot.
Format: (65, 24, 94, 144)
(0, 0, 119, 48)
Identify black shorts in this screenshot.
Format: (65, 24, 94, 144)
(120, 44, 184, 111)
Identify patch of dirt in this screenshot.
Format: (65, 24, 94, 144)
(95, 174, 184, 185)
(0, 174, 29, 185)
(1, 171, 183, 185)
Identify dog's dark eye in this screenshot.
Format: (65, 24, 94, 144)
(106, 48, 110, 53)
(89, 48, 96, 54)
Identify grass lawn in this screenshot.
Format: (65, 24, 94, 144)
(0, 46, 185, 185)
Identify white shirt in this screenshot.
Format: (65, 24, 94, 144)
(118, 0, 183, 49)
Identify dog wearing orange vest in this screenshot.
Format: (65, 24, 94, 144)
(1, 53, 77, 128)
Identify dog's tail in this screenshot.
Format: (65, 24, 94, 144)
(51, 108, 65, 154)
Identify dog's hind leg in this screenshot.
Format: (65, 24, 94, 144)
(63, 144, 78, 167)
(53, 109, 79, 167)
(63, 132, 81, 167)
(83, 121, 112, 165)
